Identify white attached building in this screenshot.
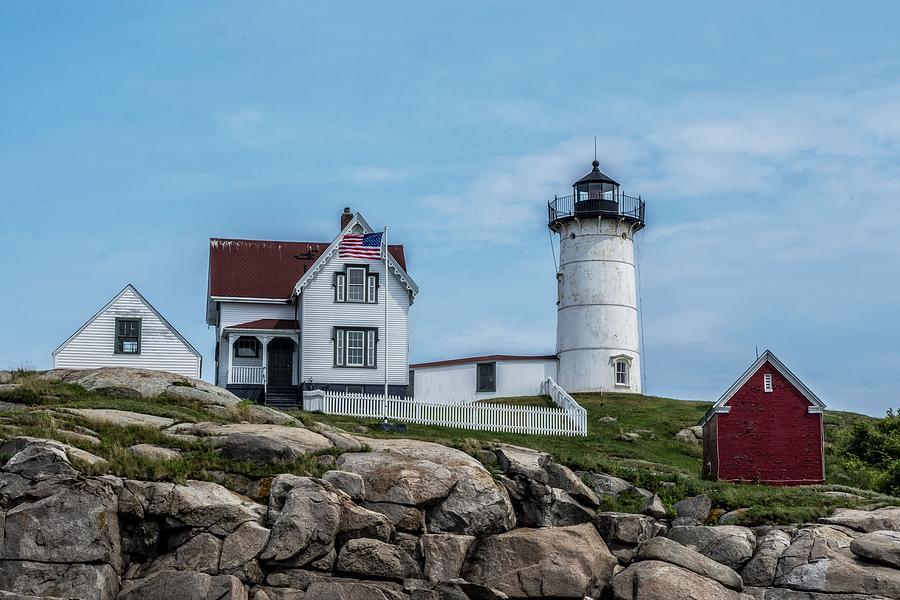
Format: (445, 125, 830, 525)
(53, 284, 201, 378)
(410, 355, 558, 405)
(206, 209, 418, 406)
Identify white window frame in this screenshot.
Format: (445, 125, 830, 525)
(335, 327, 377, 368)
(615, 359, 629, 386)
(366, 330, 376, 367)
(336, 274, 346, 302)
(346, 330, 365, 366)
(367, 275, 377, 304)
(764, 373, 774, 393)
(347, 267, 366, 303)
(335, 329, 345, 366)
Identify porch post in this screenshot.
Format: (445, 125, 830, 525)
(226, 333, 236, 385)
(261, 335, 270, 398)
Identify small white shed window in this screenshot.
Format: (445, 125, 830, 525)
(615, 360, 629, 386)
(764, 373, 774, 393)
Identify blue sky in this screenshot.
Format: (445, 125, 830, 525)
(2, 2, 899, 416)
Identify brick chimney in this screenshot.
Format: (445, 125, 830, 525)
(340, 207, 353, 231)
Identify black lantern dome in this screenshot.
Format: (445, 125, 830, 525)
(548, 159, 645, 231)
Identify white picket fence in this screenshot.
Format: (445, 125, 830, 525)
(303, 377, 587, 436)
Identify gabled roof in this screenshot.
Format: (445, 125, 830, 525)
(292, 212, 419, 302)
(53, 284, 201, 359)
(411, 354, 558, 369)
(699, 350, 825, 426)
(209, 237, 406, 301)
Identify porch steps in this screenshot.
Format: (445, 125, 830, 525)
(264, 385, 299, 410)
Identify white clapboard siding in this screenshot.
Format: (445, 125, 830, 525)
(53, 285, 201, 378)
(219, 301, 296, 329)
(300, 254, 410, 386)
(216, 301, 300, 385)
(304, 380, 587, 436)
(216, 326, 300, 386)
(411, 358, 559, 405)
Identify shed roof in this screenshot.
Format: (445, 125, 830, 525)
(209, 238, 406, 300)
(228, 319, 300, 330)
(410, 354, 559, 369)
(698, 350, 825, 426)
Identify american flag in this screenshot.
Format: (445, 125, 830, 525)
(338, 231, 384, 259)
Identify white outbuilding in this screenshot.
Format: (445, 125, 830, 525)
(52, 284, 202, 378)
(410, 355, 559, 405)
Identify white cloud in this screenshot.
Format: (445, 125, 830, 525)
(414, 83, 900, 414)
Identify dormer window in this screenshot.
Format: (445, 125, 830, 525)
(335, 265, 378, 304)
(764, 373, 774, 392)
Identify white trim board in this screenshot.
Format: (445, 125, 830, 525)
(698, 349, 825, 426)
(292, 212, 419, 301)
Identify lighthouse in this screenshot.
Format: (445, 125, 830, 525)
(548, 160, 646, 393)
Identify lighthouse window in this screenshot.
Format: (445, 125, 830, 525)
(615, 360, 629, 386)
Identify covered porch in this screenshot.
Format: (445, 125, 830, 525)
(223, 319, 300, 406)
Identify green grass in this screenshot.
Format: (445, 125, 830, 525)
(290, 392, 894, 525)
(479, 395, 557, 408)
(1, 376, 894, 524)
(0, 377, 342, 498)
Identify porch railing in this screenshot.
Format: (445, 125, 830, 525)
(548, 193, 645, 229)
(230, 366, 266, 385)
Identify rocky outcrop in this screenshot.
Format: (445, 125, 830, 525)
(819, 506, 900, 532)
(611, 560, 751, 600)
(673, 494, 712, 525)
(675, 426, 703, 444)
(1, 429, 899, 600)
(41, 367, 239, 405)
(741, 529, 791, 586)
(634, 536, 744, 591)
(462, 523, 617, 598)
(850, 530, 900, 568)
(337, 438, 515, 537)
(668, 524, 756, 570)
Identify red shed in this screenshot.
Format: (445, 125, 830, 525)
(700, 350, 826, 485)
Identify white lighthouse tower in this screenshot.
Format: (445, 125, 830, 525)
(548, 160, 645, 393)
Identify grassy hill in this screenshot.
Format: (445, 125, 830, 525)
(299, 392, 892, 524)
(0, 373, 893, 526)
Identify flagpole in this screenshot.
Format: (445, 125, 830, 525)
(383, 226, 389, 408)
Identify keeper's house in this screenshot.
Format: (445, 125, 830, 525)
(700, 350, 826, 485)
(52, 284, 201, 378)
(206, 209, 418, 406)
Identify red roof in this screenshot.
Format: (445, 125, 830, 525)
(410, 354, 558, 369)
(230, 319, 300, 330)
(209, 238, 407, 300)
